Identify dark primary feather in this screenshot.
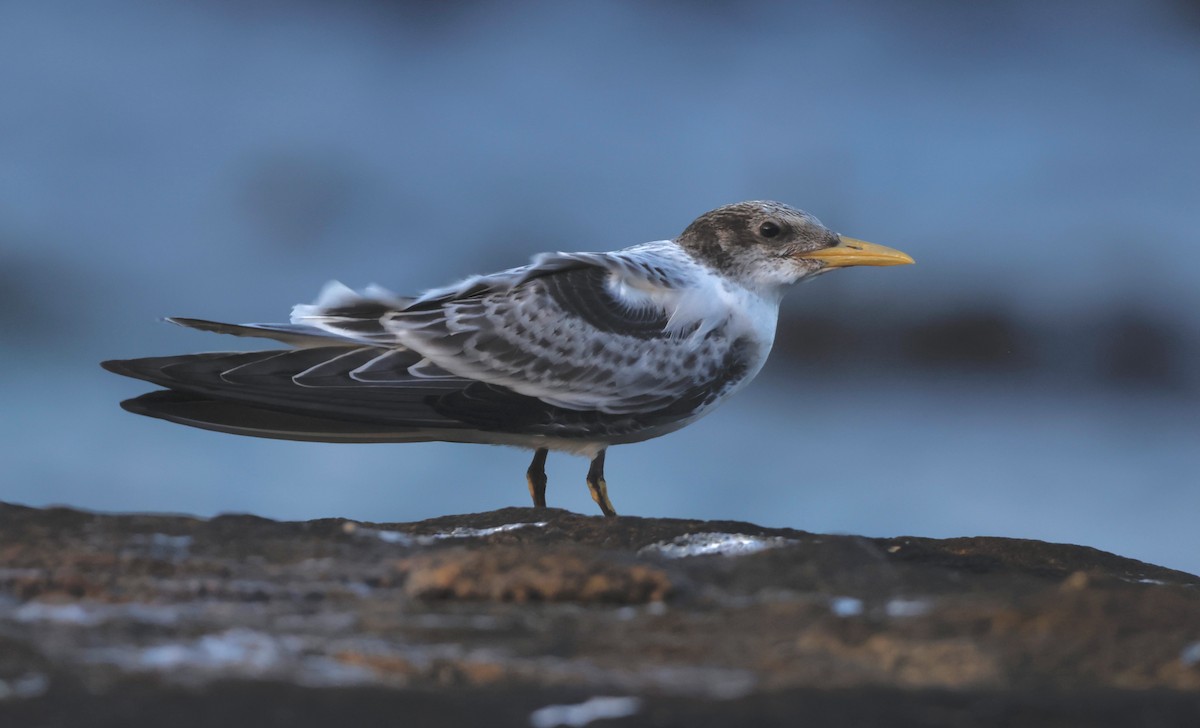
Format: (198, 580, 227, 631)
(102, 331, 754, 444)
(167, 318, 348, 347)
(119, 390, 437, 443)
(102, 348, 470, 429)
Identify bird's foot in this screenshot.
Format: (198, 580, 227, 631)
(587, 476, 617, 517)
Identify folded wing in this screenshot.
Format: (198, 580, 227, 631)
(291, 245, 742, 414)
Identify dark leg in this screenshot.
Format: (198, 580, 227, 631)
(585, 449, 617, 517)
(526, 447, 549, 508)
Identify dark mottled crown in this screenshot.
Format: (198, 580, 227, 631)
(676, 201, 837, 277)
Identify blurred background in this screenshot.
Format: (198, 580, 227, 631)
(2, 1, 1198, 573)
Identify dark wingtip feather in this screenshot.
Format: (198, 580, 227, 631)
(100, 356, 170, 385)
(164, 316, 352, 346)
(166, 316, 216, 331)
(119, 390, 171, 415)
(101, 358, 135, 377)
(117, 389, 442, 444)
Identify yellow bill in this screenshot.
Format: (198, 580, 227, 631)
(802, 236, 914, 268)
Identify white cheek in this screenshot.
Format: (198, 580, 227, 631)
(746, 257, 809, 293)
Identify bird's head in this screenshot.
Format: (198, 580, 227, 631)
(676, 200, 913, 296)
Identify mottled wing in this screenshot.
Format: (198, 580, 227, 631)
(378, 244, 746, 414)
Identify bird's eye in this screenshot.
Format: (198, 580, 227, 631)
(759, 221, 781, 238)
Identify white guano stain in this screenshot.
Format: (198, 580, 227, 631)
(529, 696, 642, 728)
(84, 628, 298, 675)
(351, 521, 548, 546)
(638, 532, 794, 559)
(829, 596, 864, 617)
(0, 674, 49, 701)
(1181, 640, 1200, 667)
(885, 598, 932, 618)
(11, 601, 181, 626)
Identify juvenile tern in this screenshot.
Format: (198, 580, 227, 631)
(102, 201, 913, 516)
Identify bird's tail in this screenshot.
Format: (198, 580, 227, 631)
(101, 346, 477, 443)
(117, 389, 447, 443)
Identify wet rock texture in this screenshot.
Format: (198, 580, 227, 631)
(2, 501, 1199, 726)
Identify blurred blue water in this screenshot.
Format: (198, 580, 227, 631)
(2, 1, 1198, 573)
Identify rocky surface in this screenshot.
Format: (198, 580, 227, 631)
(1, 500, 1199, 726)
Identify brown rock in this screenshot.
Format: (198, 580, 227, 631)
(396, 546, 672, 603)
(2, 501, 1200, 726)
